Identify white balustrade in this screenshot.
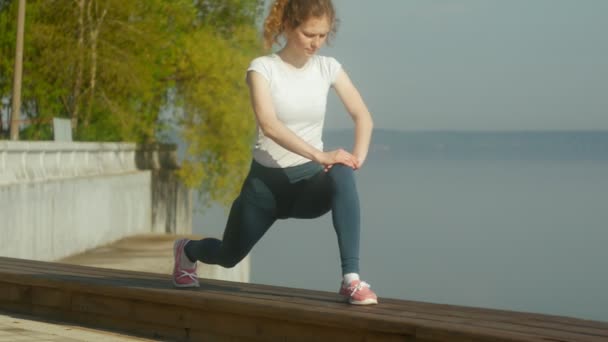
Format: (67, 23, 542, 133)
(0, 141, 138, 185)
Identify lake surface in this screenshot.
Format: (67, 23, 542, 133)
(189, 131, 608, 322)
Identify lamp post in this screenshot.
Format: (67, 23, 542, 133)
(9, 0, 26, 141)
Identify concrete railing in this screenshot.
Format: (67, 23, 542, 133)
(0, 141, 249, 284)
(0, 141, 138, 185)
(0, 141, 150, 261)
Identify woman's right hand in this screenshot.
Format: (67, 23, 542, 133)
(315, 149, 360, 171)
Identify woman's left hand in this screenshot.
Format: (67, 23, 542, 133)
(323, 154, 364, 172)
(353, 153, 365, 169)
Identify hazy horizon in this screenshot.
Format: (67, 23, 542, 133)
(308, 0, 608, 132)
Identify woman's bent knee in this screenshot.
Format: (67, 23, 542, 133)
(328, 164, 356, 187)
(218, 254, 246, 268)
(328, 163, 355, 178)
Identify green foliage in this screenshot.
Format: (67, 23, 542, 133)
(195, 0, 263, 35)
(176, 24, 259, 206)
(0, 0, 265, 207)
(0, 1, 16, 100)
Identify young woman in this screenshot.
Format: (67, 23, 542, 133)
(172, 0, 377, 305)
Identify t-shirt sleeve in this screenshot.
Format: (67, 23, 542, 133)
(323, 56, 342, 86)
(247, 57, 271, 83)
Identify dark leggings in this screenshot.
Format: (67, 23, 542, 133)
(185, 160, 361, 275)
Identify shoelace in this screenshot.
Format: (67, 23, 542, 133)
(348, 281, 371, 296)
(177, 269, 198, 281)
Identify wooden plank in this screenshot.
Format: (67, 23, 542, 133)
(0, 275, 416, 333)
(65, 293, 413, 341)
(3, 256, 606, 336)
(0, 282, 568, 341)
(1, 257, 607, 342)
(191, 310, 369, 342)
(0, 276, 584, 342)
(0, 267, 599, 342)
(0, 270, 418, 335)
(380, 297, 607, 328)
(372, 305, 608, 340)
(71, 292, 133, 318)
(362, 304, 608, 341)
(0, 285, 406, 342)
(30, 286, 71, 311)
(0, 282, 29, 302)
(414, 325, 537, 342)
(33, 274, 608, 342)
(379, 298, 608, 328)
(187, 330, 264, 342)
(364, 333, 416, 342)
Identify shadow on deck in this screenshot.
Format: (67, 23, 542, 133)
(0, 257, 607, 341)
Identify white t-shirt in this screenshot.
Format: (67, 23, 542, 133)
(247, 53, 342, 168)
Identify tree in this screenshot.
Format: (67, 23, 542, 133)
(0, 0, 265, 207)
(173, 0, 264, 206)
(0, 1, 17, 136)
(176, 25, 261, 206)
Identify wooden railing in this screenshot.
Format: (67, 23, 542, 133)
(0, 257, 606, 341)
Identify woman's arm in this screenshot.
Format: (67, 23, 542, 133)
(247, 70, 358, 169)
(333, 69, 374, 168)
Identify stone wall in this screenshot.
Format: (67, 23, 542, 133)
(0, 141, 190, 260)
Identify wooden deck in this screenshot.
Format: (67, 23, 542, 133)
(0, 257, 606, 341)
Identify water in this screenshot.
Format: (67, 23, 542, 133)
(189, 131, 608, 322)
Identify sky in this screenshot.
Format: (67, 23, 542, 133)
(3, 1, 607, 133)
(304, 0, 608, 131)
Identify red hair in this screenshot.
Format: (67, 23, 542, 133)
(263, 0, 338, 50)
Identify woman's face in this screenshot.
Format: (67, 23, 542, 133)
(285, 15, 331, 57)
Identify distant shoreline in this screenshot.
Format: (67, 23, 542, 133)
(325, 128, 608, 134)
(324, 129, 608, 161)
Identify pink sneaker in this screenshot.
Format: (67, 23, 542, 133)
(172, 239, 199, 288)
(339, 280, 378, 305)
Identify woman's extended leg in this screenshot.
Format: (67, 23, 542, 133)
(185, 195, 276, 268)
(171, 165, 279, 289)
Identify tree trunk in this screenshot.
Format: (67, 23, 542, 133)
(71, 0, 85, 131)
(9, 0, 26, 140)
(84, 0, 106, 128)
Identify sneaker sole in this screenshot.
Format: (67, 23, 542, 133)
(172, 280, 200, 288)
(349, 298, 378, 305)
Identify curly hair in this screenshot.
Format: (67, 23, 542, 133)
(263, 0, 338, 50)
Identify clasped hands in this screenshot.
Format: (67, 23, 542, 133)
(315, 148, 363, 172)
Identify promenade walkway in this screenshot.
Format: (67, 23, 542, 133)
(0, 310, 155, 341)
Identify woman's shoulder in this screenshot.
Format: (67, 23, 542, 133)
(249, 54, 280, 68)
(314, 54, 341, 66)
(313, 55, 342, 75)
(313, 55, 342, 82)
(247, 54, 281, 82)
